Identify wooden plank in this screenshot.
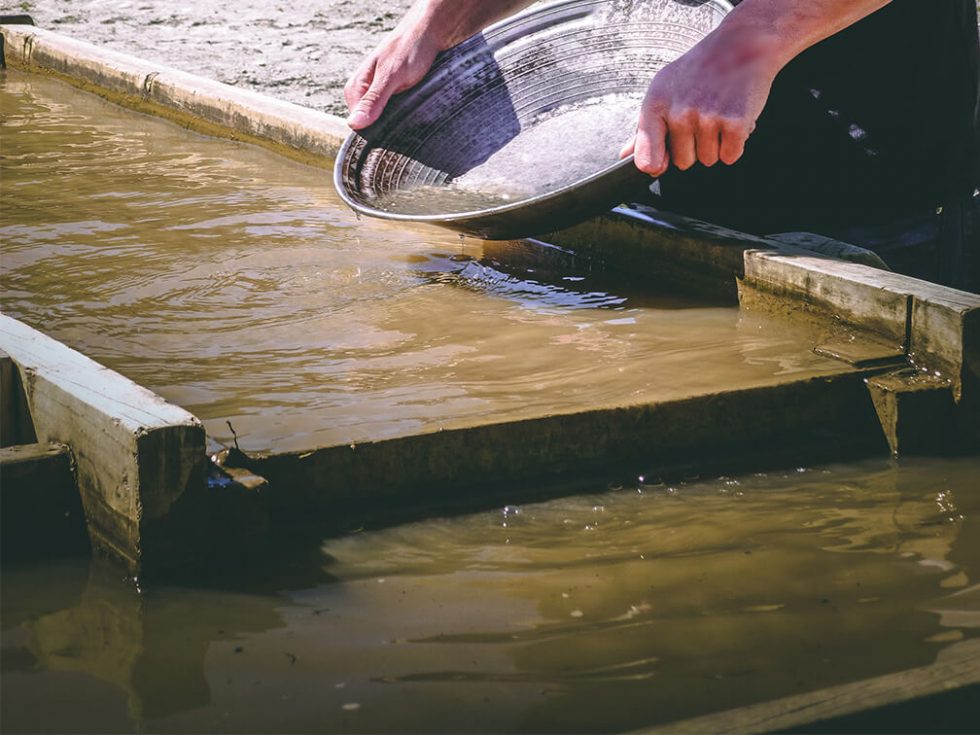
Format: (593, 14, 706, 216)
(0, 315, 207, 572)
(909, 290, 980, 444)
(251, 369, 887, 520)
(742, 246, 913, 345)
(0, 24, 349, 164)
(909, 289, 980, 380)
(1, 348, 37, 447)
(0, 442, 88, 559)
(743, 247, 980, 448)
(547, 205, 770, 298)
(1, 349, 16, 446)
(634, 639, 980, 735)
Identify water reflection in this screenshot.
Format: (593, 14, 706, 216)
(1, 539, 335, 732)
(6, 458, 974, 733)
(1, 70, 850, 456)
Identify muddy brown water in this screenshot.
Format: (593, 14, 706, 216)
(2, 457, 978, 733)
(1, 70, 849, 454)
(2, 45, 979, 735)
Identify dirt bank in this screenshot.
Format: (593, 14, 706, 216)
(15, 0, 413, 115)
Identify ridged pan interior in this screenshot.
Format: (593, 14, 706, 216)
(336, 0, 731, 235)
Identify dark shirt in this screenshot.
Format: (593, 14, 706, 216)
(658, 0, 980, 234)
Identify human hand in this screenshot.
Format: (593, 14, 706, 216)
(344, 19, 443, 130)
(345, 0, 537, 130)
(620, 26, 783, 176)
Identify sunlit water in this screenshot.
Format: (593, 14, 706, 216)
(2, 456, 978, 733)
(4, 9, 978, 735)
(0, 71, 849, 453)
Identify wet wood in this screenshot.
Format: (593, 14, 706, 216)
(0, 441, 88, 558)
(0, 23, 349, 165)
(0, 315, 206, 573)
(636, 639, 980, 735)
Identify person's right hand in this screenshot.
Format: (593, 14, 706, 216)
(344, 20, 443, 130)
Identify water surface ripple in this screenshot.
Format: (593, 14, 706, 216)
(0, 71, 850, 452)
(2, 458, 978, 733)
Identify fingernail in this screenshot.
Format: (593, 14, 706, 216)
(347, 109, 370, 129)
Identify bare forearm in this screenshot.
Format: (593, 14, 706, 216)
(405, 0, 537, 50)
(626, 0, 893, 175)
(717, 0, 892, 73)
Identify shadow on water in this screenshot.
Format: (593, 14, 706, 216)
(508, 460, 980, 732)
(0, 532, 341, 731)
(311, 458, 979, 734)
(1, 457, 978, 733)
(404, 238, 733, 315)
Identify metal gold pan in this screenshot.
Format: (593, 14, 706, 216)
(335, 0, 733, 240)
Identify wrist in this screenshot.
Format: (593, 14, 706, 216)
(699, 19, 793, 81)
(391, 2, 450, 52)
(410, 0, 533, 51)
(410, 1, 478, 51)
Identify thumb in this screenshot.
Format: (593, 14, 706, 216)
(346, 78, 395, 130)
(620, 135, 636, 160)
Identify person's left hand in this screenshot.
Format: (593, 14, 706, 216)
(620, 26, 782, 176)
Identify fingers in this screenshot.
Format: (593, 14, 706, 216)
(344, 57, 376, 112)
(668, 109, 698, 171)
(619, 137, 635, 160)
(633, 114, 669, 177)
(345, 36, 439, 130)
(695, 117, 721, 168)
(347, 74, 398, 130)
(630, 110, 753, 175)
(719, 119, 753, 165)
(345, 55, 400, 130)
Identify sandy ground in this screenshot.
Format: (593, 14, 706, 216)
(12, 0, 414, 115)
(12, 2, 979, 115)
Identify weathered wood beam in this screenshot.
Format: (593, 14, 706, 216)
(0, 315, 207, 573)
(634, 639, 980, 735)
(0, 441, 87, 559)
